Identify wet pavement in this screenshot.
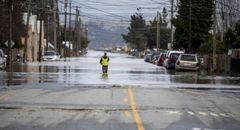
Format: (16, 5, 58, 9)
(0, 87, 240, 130)
(0, 50, 240, 130)
(0, 50, 240, 88)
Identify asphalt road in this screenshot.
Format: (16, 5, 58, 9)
(0, 50, 240, 130)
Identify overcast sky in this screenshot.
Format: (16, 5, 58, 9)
(59, 0, 172, 26)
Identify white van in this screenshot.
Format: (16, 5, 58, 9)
(0, 49, 7, 69)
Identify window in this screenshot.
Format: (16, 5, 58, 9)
(170, 53, 180, 59)
(181, 55, 196, 62)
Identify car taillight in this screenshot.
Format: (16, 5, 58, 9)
(160, 57, 163, 62)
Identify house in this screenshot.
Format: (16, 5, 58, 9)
(22, 13, 45, 62)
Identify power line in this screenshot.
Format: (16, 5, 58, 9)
(71, 0, 130, 20)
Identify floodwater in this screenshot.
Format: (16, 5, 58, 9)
(0, 50, 240, 88)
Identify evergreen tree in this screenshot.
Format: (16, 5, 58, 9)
(81, 36, 90, 50)
(172, 0, 214, 52)
(224, 20, 240, 49)
(122, 13, 147, 51)
(145, 16, 171, 49)
(0, 1, 26, 48)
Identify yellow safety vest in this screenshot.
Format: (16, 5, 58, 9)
(101, 57, 109, 66)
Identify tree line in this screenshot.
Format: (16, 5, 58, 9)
(122, 12, 171, 51)
(122, 0, 240, 54)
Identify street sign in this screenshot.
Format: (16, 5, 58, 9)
(4, 40, 15, 48)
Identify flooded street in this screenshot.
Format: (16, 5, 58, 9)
(1, 50, 240, 88)
(1, 0, 240, 129)
(0, 51, 240, 130)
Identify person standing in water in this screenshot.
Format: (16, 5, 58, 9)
(100, 52, 110, 74)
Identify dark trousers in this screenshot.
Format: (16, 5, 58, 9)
(102, 66, 108, 73)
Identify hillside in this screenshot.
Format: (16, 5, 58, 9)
(88, 21, 127, 49)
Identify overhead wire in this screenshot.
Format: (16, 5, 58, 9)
(65, 0, 172, 22)
(59, 0, 171, 25)
(59, 0, 239, 42)
(71, 0, 130, 20)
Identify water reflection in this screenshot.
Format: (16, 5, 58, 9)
(101, 73, 109, 81)
(0, 51, 240, 87)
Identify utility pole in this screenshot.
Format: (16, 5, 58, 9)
(79, 10, 81, 55)
(46, 13, 49, 51)
(68, 0, 71, 57)
(75, 7, 79, 56)
(220, 0, 225, 41)
(170, 0, 174, 49)
(156, 11, 160, 52)
(46, 1, 52, 52)
(52, 0, 57, 51)
(64, 0, 68, 57)
(188, 0, 192, 52)
(23, 0, 32, 63)
(213, 0, 217, 71)
(38, 0, 44, 62)
(7, 0, 13, 69)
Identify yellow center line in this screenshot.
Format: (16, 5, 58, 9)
(128, 88, 145, 130)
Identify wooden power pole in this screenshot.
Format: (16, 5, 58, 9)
(23, 0, 32, 63)
(170, 0, 174, 49)
(38, 0, 44, 62)
(156, 11, 160, 52)
(52, 0, 57, 51)
(75, 7, 79, 56)
(213, 0, 217, 71)
(64, 0, 67, 57)
(188, 0, 192, 52)
(7, 0, 13, 69)
(68, 0, 71, 57)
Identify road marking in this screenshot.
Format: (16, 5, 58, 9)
(219, 113, 229, 117)
(128, 88, 145, 130)
(193, 128, 226, 130)
(193, 128, 201, 130)
(166, 110, 182, 115)
(188, 111, 195, 115)
(164, 110, 231, 118)
(210, 112, 219, 117)
(198, 112, 207, 116)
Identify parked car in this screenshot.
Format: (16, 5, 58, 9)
(163, 51, 184, 69)
(152, 54, 160, 64)
(150, 52, 160, 63)
(144, 54, 152, 62)
(175, 53, 199, 71)
(156, 53, 167, 66)
(42, 51, 60, 61)
(0, 49, 7, 69)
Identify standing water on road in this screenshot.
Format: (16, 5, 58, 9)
(0, 50, 240, 88)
